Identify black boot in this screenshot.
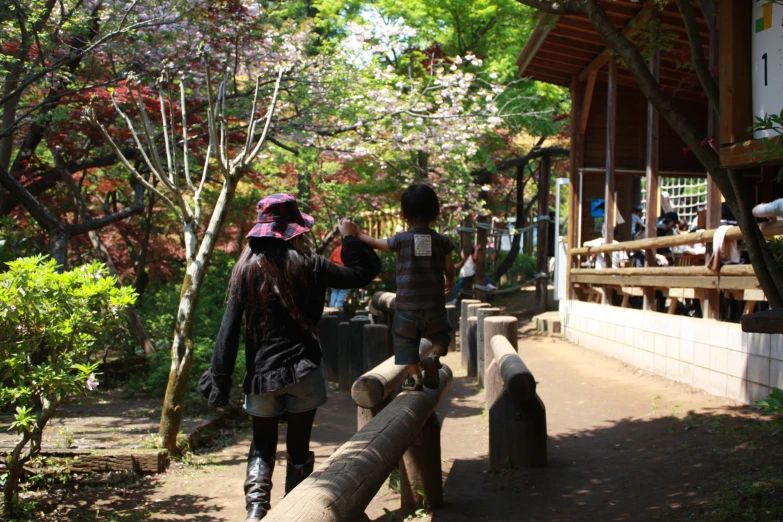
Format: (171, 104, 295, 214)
(244, 450, 274, 522)
(284, 451, 314, 495)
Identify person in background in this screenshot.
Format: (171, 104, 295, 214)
(631, 205, 645, 239)
(656, 211, 679, 265)
(328, 243, 348, 308)
(198, 194, 380, 522)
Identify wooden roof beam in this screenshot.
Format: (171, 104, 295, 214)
(516, 13, 559, 76)
(578, 6, 652, 82)
(579, 69, 598, 135)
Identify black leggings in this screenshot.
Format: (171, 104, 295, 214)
(251, 409, 317, 464)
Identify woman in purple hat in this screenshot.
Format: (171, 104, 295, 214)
(198, 194, 380, 521)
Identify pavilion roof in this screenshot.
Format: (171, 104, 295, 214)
(516, 1, 710, 101)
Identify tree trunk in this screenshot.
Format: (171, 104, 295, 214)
(495, 163, 531, 280)
(2, 433, 29, 517)
(158, 177, 239, 453)
(535, 156, 552, 313)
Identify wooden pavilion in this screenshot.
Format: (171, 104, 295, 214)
(512, 0, 783, 405)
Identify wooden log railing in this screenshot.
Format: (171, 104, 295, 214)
(351, 339, 434, 430)
(484, 323, 547, 471)
(567, 221, 783, 303)
(266, 365, 454, 521)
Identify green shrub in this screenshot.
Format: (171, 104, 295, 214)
(757, 387, 783, 435)
(0, 256, 135, 516)
(501, 253, 536, 288)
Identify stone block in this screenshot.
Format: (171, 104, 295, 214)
(771, 335, 783, 361)
(680, 318, 696, 342)
(654, 353, 667, 376)
(708, 371, 728, 397)
(644, 332, 656, 353)
(666, 315, 681, 338)
(771, 359, 783, 389)
(679, 339, 695, 364)
(655, 333, 668, 356)
(747, 355, 770, 386)
(727, 325, 743, 353)
(693, 342, 711, 369)
(666, 336, 680, 360)
(695, 320, 712, 345)
(666, 356, 679, 380)
(678, 361, 693, 385)
(748, 332, 771, 358)
(726, 350, 748, 379)
(726, 376, 749, 403)
(692, 365, 710, 391)
(633, 328, 645, 350)
(709, 346, 728, 374)
(709, 321, 729, 349)
(748, 382, 772, 403)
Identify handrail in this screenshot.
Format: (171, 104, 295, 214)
(570, 221, 783, 256)
(570, 264, 755, 277)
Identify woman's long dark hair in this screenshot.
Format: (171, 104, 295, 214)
(228, 237, 314, 334)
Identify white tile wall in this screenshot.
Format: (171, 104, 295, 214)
(558, 300, 778, 406)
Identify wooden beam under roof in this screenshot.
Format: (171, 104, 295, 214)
(515, 13, 559, 76)
(578, 6, 651, 82)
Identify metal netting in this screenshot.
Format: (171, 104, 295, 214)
(640, 177, 707, 227)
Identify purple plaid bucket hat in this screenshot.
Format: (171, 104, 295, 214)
(246, 193, 314, 241)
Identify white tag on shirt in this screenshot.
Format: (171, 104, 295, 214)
(414, 234, 432, 257)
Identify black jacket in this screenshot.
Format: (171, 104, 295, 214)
(199, 235, 380, 406)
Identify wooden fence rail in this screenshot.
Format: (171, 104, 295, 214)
(265, 366, 453, 521)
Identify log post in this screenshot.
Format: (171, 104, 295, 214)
(476, 307, 501, 387)
(362, 324, 389, 375)
(467, 317, 478, 377)
(603, 59, 617, 272)
(483, 316, 519, 375)
(400, 413, 443, 512)
(349, 316, 371, 382)
(536, 155, 552, 313)
(318, 315, 340, 383)
(486, 335, 547, 471)
(338, 322, 351, 391)
(323, 306, 344, 323)
(466, 303, 490, 377)
(446, 304, 458, 353)
(460, 299, 480, 368)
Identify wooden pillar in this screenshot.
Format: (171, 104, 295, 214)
(475, 214, 489, 301)
(535, 155, 552, 313)
(399, 413, 443, 511)
(643, 48, 660, 311)
(604, 58, 617, 275)
(568, 76, 584, 300)
(704, 6, 722, 320)
(718, 0, 752, 147)
(466, 316, 479, 378)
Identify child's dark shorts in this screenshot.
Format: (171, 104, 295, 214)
(392, 308, 452, 365)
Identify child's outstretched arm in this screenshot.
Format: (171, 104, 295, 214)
(444, 254, 455, 293)
(355, 230, 391, 251)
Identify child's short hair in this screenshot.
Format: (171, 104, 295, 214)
(401, 184, 440, 224)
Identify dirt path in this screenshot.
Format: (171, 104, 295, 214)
(27, 292, 782, 521)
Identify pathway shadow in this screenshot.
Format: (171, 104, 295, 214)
(431, 406, 780, 522)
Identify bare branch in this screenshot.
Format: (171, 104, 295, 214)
(513, 0, 585, 15)
(245, 67, 286, 167)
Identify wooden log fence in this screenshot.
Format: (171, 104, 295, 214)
(266, 365, 454, 521)
(464, 303, 490, 377)
(484, 320, 546, 471)
(352, 339, 434, 430)
(460, 299, 481, 368)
